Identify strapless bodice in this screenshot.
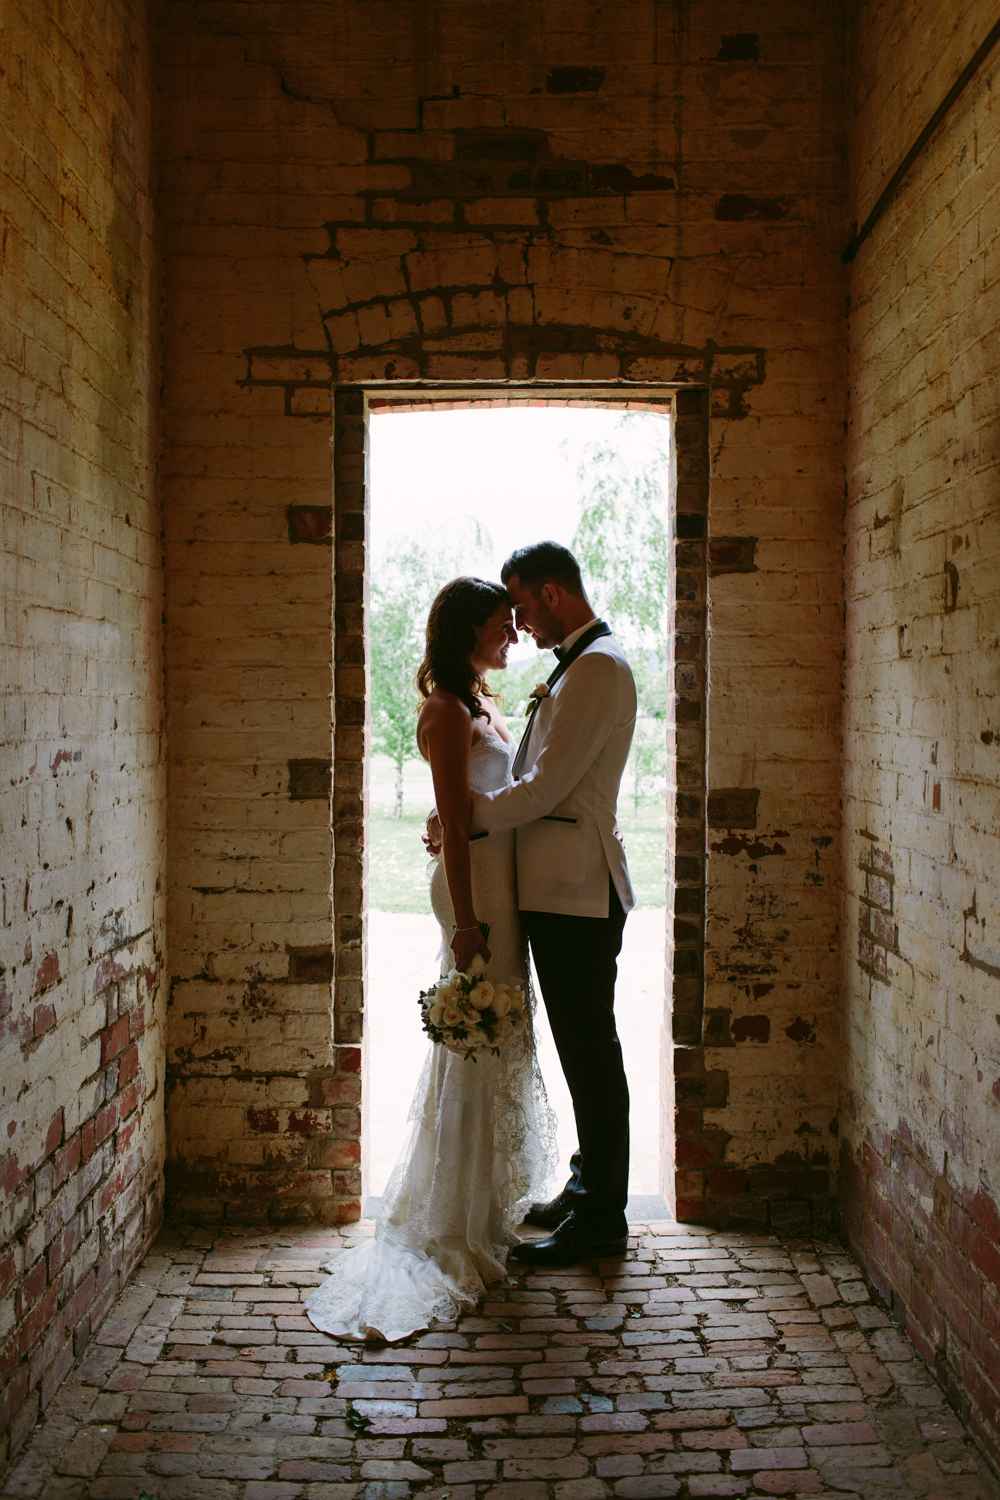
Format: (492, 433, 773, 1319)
(428, 723, 517, 974)
(468, 725, 515, 797)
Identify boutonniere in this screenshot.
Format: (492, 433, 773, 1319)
(524, 683, 550, 714)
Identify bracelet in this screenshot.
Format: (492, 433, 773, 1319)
(452, 924, 480, 934)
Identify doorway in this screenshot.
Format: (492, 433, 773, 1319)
(359, 396, 674, 1219)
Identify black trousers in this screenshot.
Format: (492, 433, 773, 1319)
(524, 878, 629, 1234)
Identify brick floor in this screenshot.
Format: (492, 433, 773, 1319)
(2, 1222, 997, 1499)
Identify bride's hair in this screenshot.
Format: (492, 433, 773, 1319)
(417, 576, 509, 720)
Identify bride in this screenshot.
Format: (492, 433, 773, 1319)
(305, 577, 556, 1343)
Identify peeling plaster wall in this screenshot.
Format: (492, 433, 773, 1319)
(842, 0, 1000, 1466)
(0, 0, 162, 1467)
(158, 1, 847, 1229)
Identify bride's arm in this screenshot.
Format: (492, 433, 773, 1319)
(419, 696, 489, 971)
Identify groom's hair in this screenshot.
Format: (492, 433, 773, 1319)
(501, 541, 584, 596)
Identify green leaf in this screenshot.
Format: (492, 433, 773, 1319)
(346, 1403, 373, 1433)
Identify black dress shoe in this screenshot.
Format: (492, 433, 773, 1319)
(509, 1212, 628, 1267)
(521, 1193, 576, 1230)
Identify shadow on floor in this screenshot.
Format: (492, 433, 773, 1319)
(1, 1217, 997, 1498)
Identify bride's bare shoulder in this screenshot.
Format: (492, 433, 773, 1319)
(417, 691, 472, 756)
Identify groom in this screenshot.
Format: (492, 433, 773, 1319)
(471, 541, 637, 1266)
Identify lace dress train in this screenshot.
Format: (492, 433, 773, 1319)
(304, 729, 556, 1342)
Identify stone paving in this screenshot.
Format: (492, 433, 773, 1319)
(1, 1221, 996, 1500)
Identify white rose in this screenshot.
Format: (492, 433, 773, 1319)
(466, 953, 487, 978)
(442, 1005, 463, 1028)
(492, 986, 511, 1018)
(469, 981, 495, 1011)
(428, 1000, 445, 1027)
(508, 985, 526, 1012)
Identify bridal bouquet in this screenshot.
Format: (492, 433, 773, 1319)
(419, 952, 527, 1061)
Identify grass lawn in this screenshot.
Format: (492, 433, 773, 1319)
(367, 756, 668, 912)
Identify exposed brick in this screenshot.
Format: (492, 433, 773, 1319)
(707, 789, 760, 830)
(288, 947, 335, 982)
(546, 66, 606, 94)
(287, 505, 333, 544)
(100, 1016, 130, 1066)
(718, 34, 760, 61)
(840, 4, 1000, 1466)
(287, 759, 333, 801)
(708, 538, 758, 577)
(0, 0, 163, 1464)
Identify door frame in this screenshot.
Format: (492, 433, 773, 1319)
(331, 382, 711, 1218)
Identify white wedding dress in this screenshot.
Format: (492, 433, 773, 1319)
(305, 725, 556, 1342)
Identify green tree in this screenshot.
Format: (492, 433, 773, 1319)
(369, 519, 495, 817)
(369, 541, 432, 819)
(570, 414, 671, 808)
(624, 650, 668, 813)
(571, 414, 670, 634)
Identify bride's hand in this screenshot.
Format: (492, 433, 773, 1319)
(422, 810, 442, 857)
(451, 924, 490, 974)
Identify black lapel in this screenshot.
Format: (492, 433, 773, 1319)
(512, 620, 611, 776)
(546, 618, 611, 689)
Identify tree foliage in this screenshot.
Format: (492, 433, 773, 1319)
(571, 417, 670, 638)
(369, 541, 432, 817)
(368, 414, 672, 820)
(570, 413, 671, 808)
(369, 519, 493, 816)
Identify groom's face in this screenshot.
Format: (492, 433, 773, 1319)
(505, 576, 562, 650)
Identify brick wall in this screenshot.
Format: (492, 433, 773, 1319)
(842, 0, 1000, 1466)
(159, 2, 847, 1231)
(0, 0, 162, 1467)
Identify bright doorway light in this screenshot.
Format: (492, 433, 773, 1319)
(363, 404, 672, 1214)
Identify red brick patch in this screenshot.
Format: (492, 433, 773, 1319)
(32, 952, 61, 995)
(117, 1042, 140, 1086)
(100, 1015, 130, 1064)
(44, 1109, 63, 1155)
(32, 1003, 57, 1039)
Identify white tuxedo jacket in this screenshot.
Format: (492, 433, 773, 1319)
(473, 633, 637, 918)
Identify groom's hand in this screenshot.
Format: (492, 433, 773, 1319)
(422, 810, 442, 856)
